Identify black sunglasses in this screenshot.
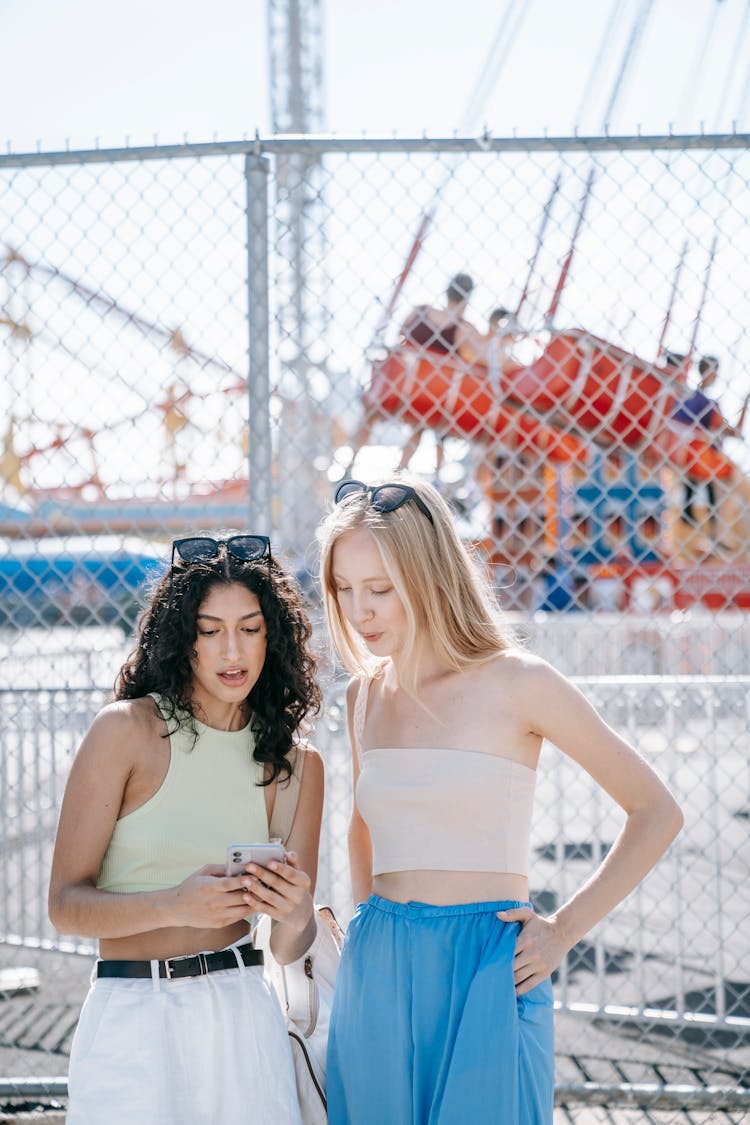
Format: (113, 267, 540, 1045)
(171, 535, 272, 570)
(334, 480, 434, 526)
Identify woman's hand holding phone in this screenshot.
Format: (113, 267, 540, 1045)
(233, 847, 314, 935)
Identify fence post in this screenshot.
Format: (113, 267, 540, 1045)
(245, 152, 273, 535)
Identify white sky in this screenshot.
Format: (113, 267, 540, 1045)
(2, 0, 749, 150)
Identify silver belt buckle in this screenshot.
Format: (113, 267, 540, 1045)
(163, 951, 209, 979)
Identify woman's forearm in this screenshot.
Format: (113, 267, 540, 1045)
(270, 908, 318, 965)
(551, 796, 683, 950)
(49, 882, 175, 939)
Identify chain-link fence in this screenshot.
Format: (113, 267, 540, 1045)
(0, 133, 749, 1119)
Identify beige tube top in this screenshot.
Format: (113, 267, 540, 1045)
(353, 677, 536, 877)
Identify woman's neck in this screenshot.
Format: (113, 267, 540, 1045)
(390, 646, 453, 691)
(190, 695, 250, 731)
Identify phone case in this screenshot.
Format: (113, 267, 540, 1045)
(226, 843, 286, 876)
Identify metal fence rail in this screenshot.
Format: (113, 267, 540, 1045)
(0, 673, 748, 1112)
(1, 131, 750, 1116)
(3, 134, 750, 626)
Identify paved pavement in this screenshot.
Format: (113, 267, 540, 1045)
(1, 673, 748, 1119)
(0, 942, 747, 1121)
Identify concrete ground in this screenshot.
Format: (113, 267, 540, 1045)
(0, 943, 747, 1122)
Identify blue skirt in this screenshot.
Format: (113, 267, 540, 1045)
(327, 896, 554, 1125)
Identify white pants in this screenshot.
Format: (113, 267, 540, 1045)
(67, 943, 302, 1125)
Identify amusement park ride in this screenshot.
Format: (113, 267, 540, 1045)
(3, 195, 750, 619)
(0, 247, 255, 534)
(2, 0, 750, 618)
(362, 251, 750, 612)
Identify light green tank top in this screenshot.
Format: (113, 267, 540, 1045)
(97, 693, 269, 893)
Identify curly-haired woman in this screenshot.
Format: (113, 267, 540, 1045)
(49, 534, 323, 1124)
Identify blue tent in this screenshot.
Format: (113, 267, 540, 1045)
(0, 536, 166, 630)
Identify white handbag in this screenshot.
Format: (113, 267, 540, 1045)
(260, 747, 344, 1123)
(260, 905, 343, 1123)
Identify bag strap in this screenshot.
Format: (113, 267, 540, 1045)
(352, 676, 373, 766)
(269, 745, 306, 846)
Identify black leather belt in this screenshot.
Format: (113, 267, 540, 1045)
(96, 944, 263, 981)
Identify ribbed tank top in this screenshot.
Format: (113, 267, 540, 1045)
(353, 676, 536, 877)
(97, 693, 268, 894)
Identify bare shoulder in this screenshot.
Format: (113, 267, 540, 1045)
(89, 694, 162, 734)
(80, 696, 165, 761)
(493, 647, 558, 688)
(494, 649, 615, 747)
(299, 742, 324, 780)
(489, 649, 574, 715)
(293, 743, 325, 827)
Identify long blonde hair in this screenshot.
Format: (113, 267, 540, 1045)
(317, 475, 516, 696)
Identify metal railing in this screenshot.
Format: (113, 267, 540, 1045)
(1, 671, 748, 1112)
(2, 131, 750, 1115)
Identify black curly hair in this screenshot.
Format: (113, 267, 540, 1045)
(115, 542, 321, 784)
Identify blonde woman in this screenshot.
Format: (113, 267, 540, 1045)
(317, 477, 682, 1125)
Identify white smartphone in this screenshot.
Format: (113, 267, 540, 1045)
(226, 842, 286, 877)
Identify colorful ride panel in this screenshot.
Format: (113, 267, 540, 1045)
(366, 330, 736, 480)
(366, 345, 587, 463)
(508, 329, 668, 448)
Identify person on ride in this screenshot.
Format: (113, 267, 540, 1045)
(672, 354, 750, 537)
(387, 273, 485, 473)
(400, 272, 485, 361)
(318, 476, 682, 1125)
(345, 274, 487, 478)
(49, 534, 323, 1125)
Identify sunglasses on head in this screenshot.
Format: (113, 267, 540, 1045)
(171, 535, 272, 571)
(334, 480, 434, 525)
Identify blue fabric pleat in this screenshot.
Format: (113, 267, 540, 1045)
(327, 895, 554, 1125)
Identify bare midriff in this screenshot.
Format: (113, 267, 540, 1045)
(373, 869, 529, 906)
(99, 920, 251, 962)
